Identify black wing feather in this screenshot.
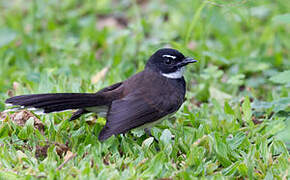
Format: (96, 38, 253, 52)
(98, 91, 176, 141)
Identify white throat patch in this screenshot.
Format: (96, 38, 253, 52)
(161, 67, 185, 79)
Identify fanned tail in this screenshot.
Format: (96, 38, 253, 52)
(5, 93, 107, 113)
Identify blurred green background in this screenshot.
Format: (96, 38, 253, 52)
(0, 0, 289, 179)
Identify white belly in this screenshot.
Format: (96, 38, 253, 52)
(138, 113, 173, 129)
(86, 106, 108, 117)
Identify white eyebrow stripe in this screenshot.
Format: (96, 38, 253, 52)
(162, 55, 176, 59)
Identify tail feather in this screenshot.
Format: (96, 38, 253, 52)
(13, 98, 99, 109)
(6, 93, 97, 105)
(42, 101, 103, 113)
(5, 93, 108, 113)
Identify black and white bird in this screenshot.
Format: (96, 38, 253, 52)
(5, 48, 197, 141)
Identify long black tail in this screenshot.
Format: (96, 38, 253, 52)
(5, 93, 106, 113)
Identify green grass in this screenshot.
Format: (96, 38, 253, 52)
(0, 0, 289, 179)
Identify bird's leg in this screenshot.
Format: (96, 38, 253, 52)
(144, 128, 152, 136)
(144, 128, 159, 145)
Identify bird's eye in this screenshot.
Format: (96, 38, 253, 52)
(165, 58, 172, 64)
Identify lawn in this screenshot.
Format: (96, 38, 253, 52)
(0, 0, 289, 179)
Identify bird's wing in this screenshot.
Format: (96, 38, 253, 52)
(96, 82, 123, 94)
(98, 90, 178, 141)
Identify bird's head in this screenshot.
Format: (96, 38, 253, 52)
(146, 48, 197, 79)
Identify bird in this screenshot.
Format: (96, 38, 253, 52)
(5, 48, 197, 141)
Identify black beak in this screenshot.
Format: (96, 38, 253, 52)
(177, 57, 197, 68)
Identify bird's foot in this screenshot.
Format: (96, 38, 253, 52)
(144, 128, 160, 151)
